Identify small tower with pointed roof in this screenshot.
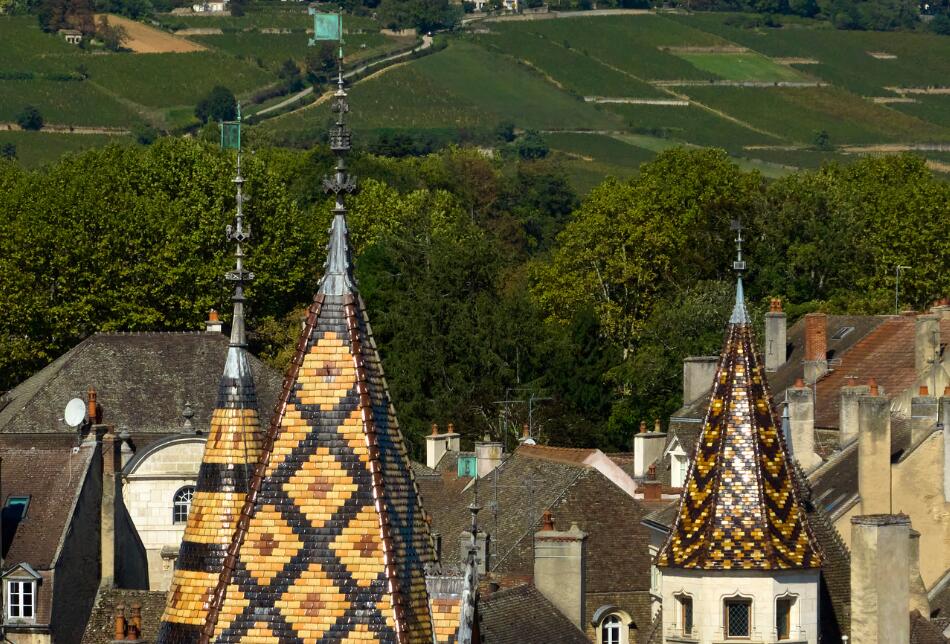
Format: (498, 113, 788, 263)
(158, 131, 263, 644)
(656, 221, 822, 643)
(194, 45, 435, 644)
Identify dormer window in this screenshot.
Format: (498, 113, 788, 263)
(7, 579, 35, 622)
(173, 486, 195, 524)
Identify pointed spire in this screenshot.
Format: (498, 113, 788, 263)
(319, 55, 358, 296)
(457, 477, 481, 644)
(224, 106, 254, 351)
(729, 218, 750, 324)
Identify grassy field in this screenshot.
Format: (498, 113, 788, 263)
(0, 131, 131, 167)
(674, 52, 809, 81)
(545, 132, 657, 166)
(0, 79, 145, 127)
(267, 41, 621, 141)
(685, 86, 949, 144)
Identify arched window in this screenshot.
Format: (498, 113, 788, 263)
(776, 595, 796, 640)
(676, 594, 694, 636)
(173, 486, 195, 524)
(601, 615, 622, 644)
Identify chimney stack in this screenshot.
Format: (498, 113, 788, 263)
(425, 422, 460, 470)
(474, 435, 503, 479)
(858, 390, 891, 515)
(915, 314, 940, 378)
(850, 514, 910, 644)
(519, 423, 536, 445)
(910, 385, 938, 446)
(534, 513, 587, 630)
(682, 356, 719, 405)
(101, 424, 119, 588)
(787, 380, 821, 471)
(643, 463, 661, 501)
(942, 387, 950, 503)
(206, 308, 223, 334)
(765, 298, 787, 372)
(804, 313, 828, 384)
(633, 419, 666, 478)
(839, 381, 870, 447)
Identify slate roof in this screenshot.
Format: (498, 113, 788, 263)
(658, 282, 822, 571)
(83, 589, 169, 644)
(0, 332, 282, 441)
(1, 444, 95, 569)
(203, 209, 434, 641)
(159, 311, 264, 640)
(810, 316, 950, 427)
(477, 585, 588, 644)
(911, 610, 950, 644)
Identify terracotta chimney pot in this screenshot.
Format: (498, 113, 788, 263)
(944, 385, 950, 397)
(654, 418, 661, 433)
(114, 604, 126, 641)
(868, 378, 879, 396)
(770, 297, 783, 313)
(639, 420, 647, 434)
(130, 602, 142, 631)
(541, 509, 554, 531)
(919, 385, 929, 396)
(522, 423, 530, 438)
(208, 309, 219, 322)
(794, 378, 805, 389)
(87, 386, 99, 424)
(447, 422, 455, 434)
(430, 423, 439, 436)
(647, 463, 657, 480)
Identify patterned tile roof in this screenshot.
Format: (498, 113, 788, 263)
(657, 281, 822, 571)
(158, 329, 263, 642)
(197, 208, 434, 643)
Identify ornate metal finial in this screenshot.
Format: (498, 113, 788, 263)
(729, 218, 750, 324)
(224, 104, 254, 348)
(318, 16, 360, 297)
(469, 475, 481, 540)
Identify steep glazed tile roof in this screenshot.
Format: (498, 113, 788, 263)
(657, 280, 822, 571)
(199, 211, 434, 642)
(158, 330, 262, 642)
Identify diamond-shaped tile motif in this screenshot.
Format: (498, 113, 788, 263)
(657, 288, 822, 571)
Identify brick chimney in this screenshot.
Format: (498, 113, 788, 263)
(858, 389, 891, 515)
(534, 512, 587, 630)
(682, 356, 718, 404)
(787, 379, 821, 471)
(839, 381, 870, 447)
(915, 314, 940, 378)
(803, 313, 828, 384)
(850, 514, 910, 644)
(206, 308, 223, 334)
(633, 419, 666, 478)
(765, 297, 787, 372)
(910, 385, 938, 446)
(643, 463, 661, 501)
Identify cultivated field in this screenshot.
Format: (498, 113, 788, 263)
(101, 14, 205, 53)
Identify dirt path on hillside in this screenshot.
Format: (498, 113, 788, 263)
(100, 14, 205, 53)
(0, 123, 131, 134)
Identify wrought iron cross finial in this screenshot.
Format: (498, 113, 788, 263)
(731, 218, 746, 274)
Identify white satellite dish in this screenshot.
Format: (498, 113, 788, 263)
(64, 398, 87, 428)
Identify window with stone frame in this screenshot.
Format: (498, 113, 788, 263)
(776, 596, 795, 640)
(601, 614, 623, 644)
(724, 597, 752, 638)
(173, 485, 195, 524)
(6, 579, 35, 622)
(677, 594, 694, 636)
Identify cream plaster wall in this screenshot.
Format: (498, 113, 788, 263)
(122, 439, 204, 591)
(661, 568, 820, 644)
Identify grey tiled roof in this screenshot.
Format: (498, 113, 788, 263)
(82, 589, 168, 644)
(478, 585, 588, 644)
(911, 610, 950, 644)
(0, 332, 282, 440)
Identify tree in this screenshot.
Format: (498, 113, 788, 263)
(305, 43, 337, 88)
(515, 130, 549, 160)
(929, 11, 950, 33)
(16, 105, 43, 130)
(96, 15, 127, 51)
(493, 120, 516, 143)
(813, 129, 832, 150)
(278, 58, 304, 93)
(0, 143, 16, 160)
(194, 86, 237, 123)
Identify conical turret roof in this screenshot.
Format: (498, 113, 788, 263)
(198, 74, 434, 643)
(656, 279, 821, 571)
(159, 160, 263, 643)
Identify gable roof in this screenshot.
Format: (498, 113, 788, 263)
(1, 444, 96, 569)
(477, 585, 588, 644)
(658, 280, 822, 571)
(0, 332, 282, 439)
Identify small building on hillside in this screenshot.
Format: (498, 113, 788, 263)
(58, 29, 82, 44)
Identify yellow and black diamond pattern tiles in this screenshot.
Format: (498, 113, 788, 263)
(159, 362, 264, 643)
(212, 296, 434, 644)
(658, 323, 821, 571)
